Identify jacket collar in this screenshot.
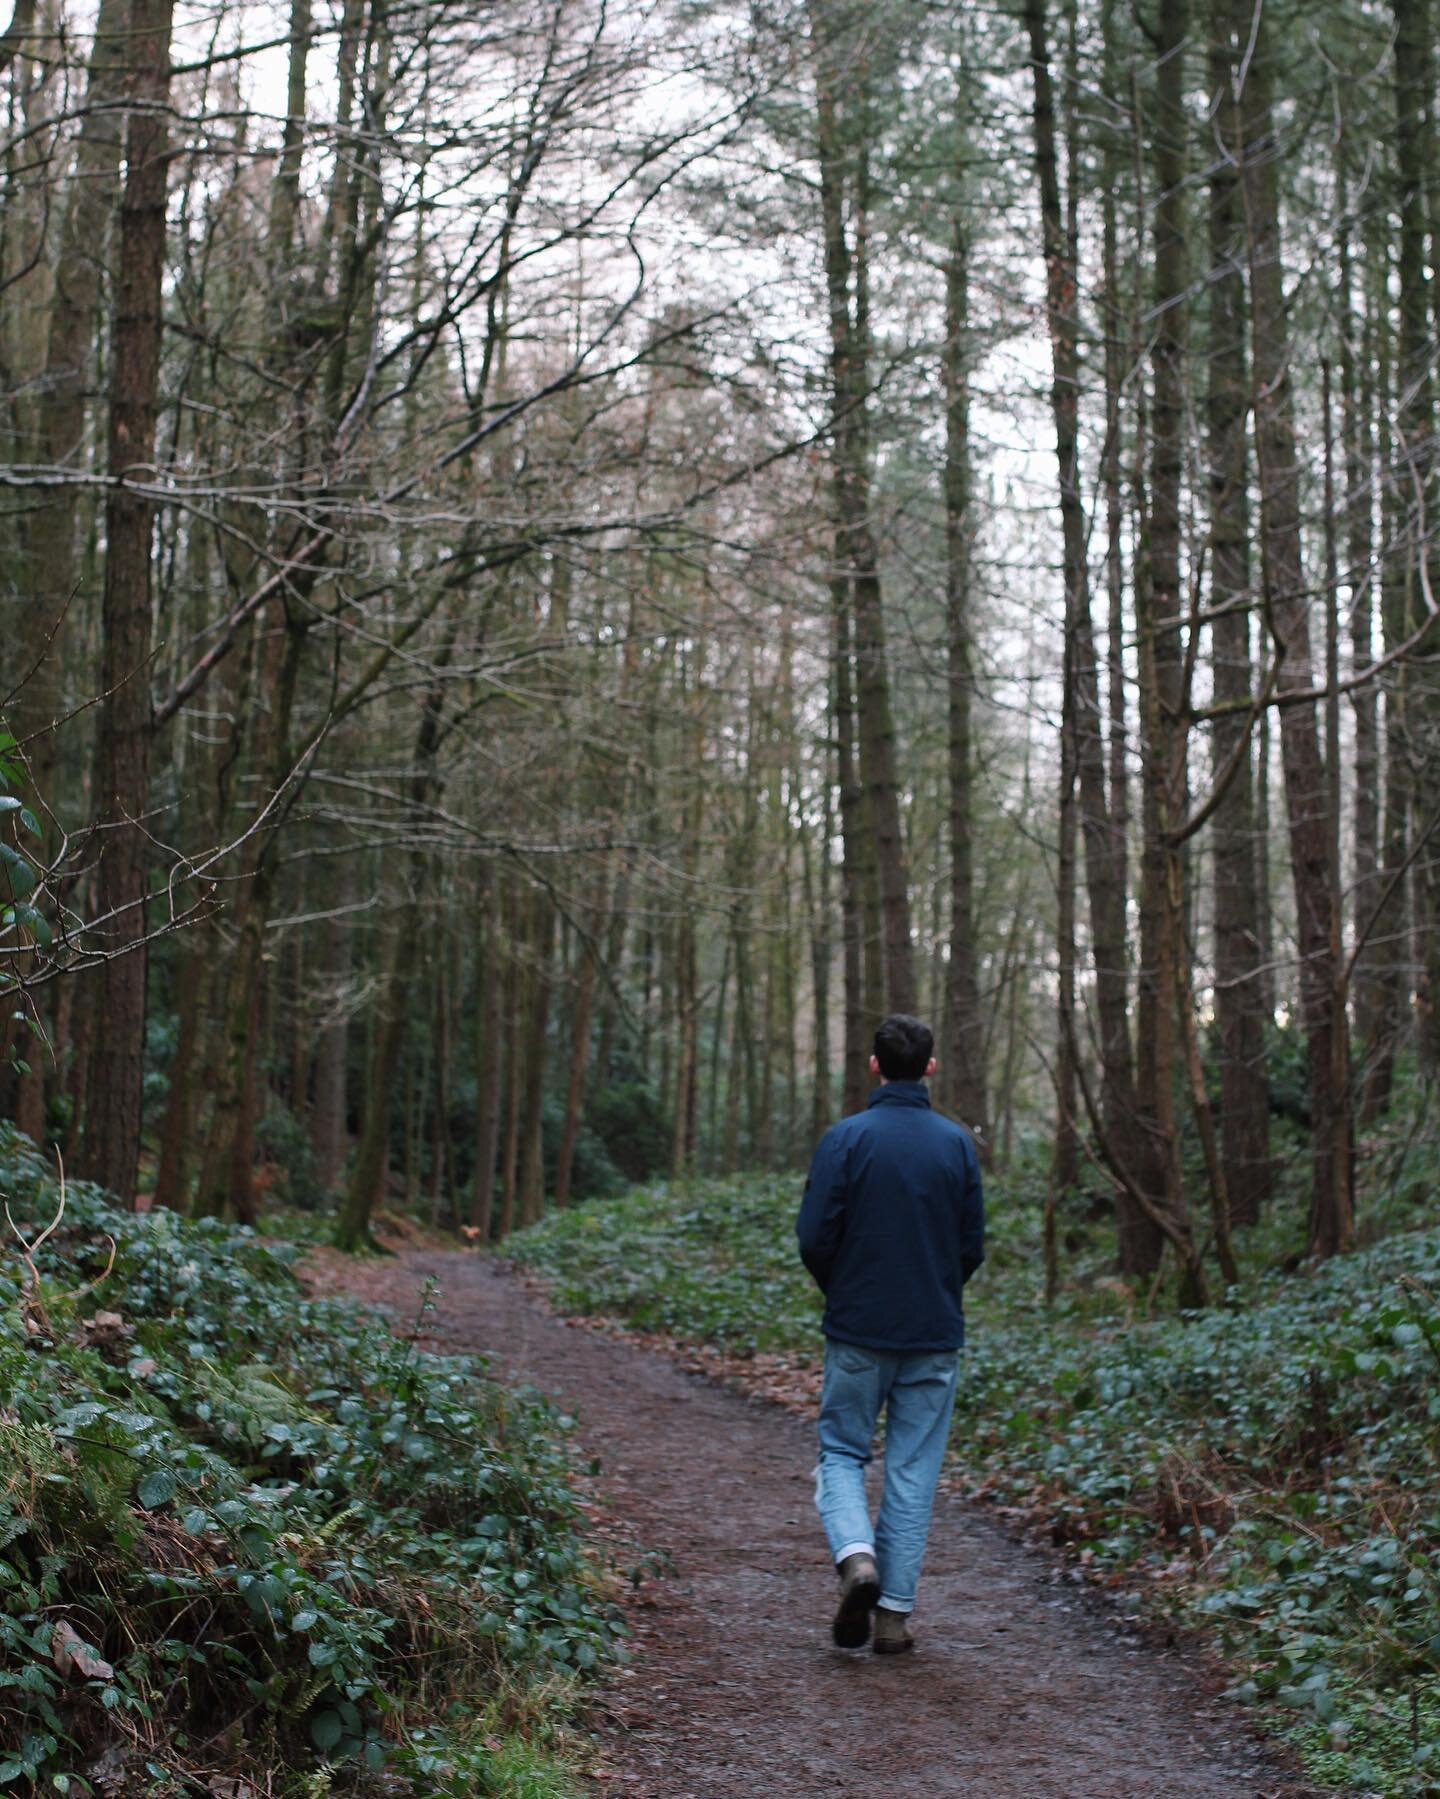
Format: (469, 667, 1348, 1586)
(867, 1080, 932, 1110)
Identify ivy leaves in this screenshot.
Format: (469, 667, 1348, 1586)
(0, 1127, 624, 1792)
(0, 783, 47, 951)
(513, 1170, 1440, 1794)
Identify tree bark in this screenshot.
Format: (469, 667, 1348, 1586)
(942, 138, 988, 1147)
(10, 0, 129, 1137)
(554, 864, 609, 1206)
(496, 924, 525, 1242)
(429, 951, 451, 1226)
(151, 938, 203, 1212)
(192, 619, 306, 1221)
(1100, 0, 1130, 889)
(310, 849, 355, 1193)
(1138, 0, 1200, 1301)
(1342, 138, 1381, 1064)
(81, 0, 177, 1202)
(802, 728, 834, 1143)
(1206, 6, 1271, 1226)
(1233, 0, 1354, 1258)
(833, 580, 868, 1114)
(335, 659, 449, 1251)
(808, 0, 915, 1015)
(1393, 0, 1439, 1075)
(1362, 262, 1408, 1119)
(470, 869, 504, 1239)
(517, 895, 556, 1228)
(1025, 0, 1154, 1270)
(16, 0, 127, 774)
(1054, 604, 1081, 1197)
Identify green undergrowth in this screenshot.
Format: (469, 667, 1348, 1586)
(510, 1167, 1440, 1797)
(0, 1124, 623, 1795)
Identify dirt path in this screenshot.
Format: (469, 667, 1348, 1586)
(314, 1250, 1312, 1798)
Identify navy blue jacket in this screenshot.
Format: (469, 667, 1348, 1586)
(795, 1082, 985, 1352)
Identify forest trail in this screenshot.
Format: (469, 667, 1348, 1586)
(315, 1250, 1312, 1799)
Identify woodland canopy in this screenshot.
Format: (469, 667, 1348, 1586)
(0, 0, 1436, 1290)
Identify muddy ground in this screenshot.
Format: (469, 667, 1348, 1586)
(310, 1248, 1320, 1799)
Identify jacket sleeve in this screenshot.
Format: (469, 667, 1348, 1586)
(958, 1139, 985, 1286)
(796, 1127, 848, 1293)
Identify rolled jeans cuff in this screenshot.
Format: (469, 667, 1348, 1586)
(878, 1593, 915, 1614)
(833, 1540, 875, 1567)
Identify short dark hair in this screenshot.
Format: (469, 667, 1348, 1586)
(873, 1014, 934, 1081)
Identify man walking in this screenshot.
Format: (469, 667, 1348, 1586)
(796, 1014, 985, 1654)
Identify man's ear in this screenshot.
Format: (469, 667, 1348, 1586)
(925, 1057, 937, 1078)
(869, 1053, 881, 1075)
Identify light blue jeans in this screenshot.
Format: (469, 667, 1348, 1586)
(814, 1340, 959, 1614)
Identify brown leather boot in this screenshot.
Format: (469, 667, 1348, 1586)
(872, 1605, 914, 1655)
(831, 1552, 880, 1648)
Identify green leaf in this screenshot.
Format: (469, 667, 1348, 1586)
(290, 1609, 319, 1632)
(13, 904, 50, 948)
(137, 1469, 177, 1510)
(0, 844, 36, 903)
(310, 1710, 344, 1752)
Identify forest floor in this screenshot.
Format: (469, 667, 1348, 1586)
(306, 1245, 1319, 1799)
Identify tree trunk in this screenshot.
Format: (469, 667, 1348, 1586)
(591, 856, 630, 1097)
(808, 0, 915, 1014)
(732, 915, 760, 1158)
(192, 620, 306, 1220)
(1394, 0, 1440, 1075)
(1342, 139, 1381, 1063)
(942, 141, 988, 1146)
(1206, 7, 1271, 1225)
(723, 922, 745, 1172)
(671, 905, 699, 1179)
(1024, 0, 1155, 1271)
(834, 583, 868, 1115)
(337, 908, 417, 1250)
(429, 953, 451, 1226)
(470, 868, 504, 1238)
(81, 0, 177, 1203)
(15, 0, 126, 765)
(801, 735, 834, 1143)
(1364, 277, 1409, 1119)
(1100, 0, 1130, 891)
(496, 927, 524, 1242)
(1138, 0, 1203, 1301)
(555, 863, 609, 1206)
(190, 2, 319, 1218)
(335, 661, 448, 1251)
(1233, 0, 1354, 1258)
(517, 895, 556, 1229)
(10, 0, 129, 1139)
(151, 938, 204, 1211)
(1054, 607, 1081, 1197)
(707, 933, 731, 1172)
(310, 850, 354, 1192)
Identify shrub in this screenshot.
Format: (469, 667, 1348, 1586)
(0, 1125, 623, 1793)
(257, 1098, 329, 1210)
(584, 1084, 669, 1185)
